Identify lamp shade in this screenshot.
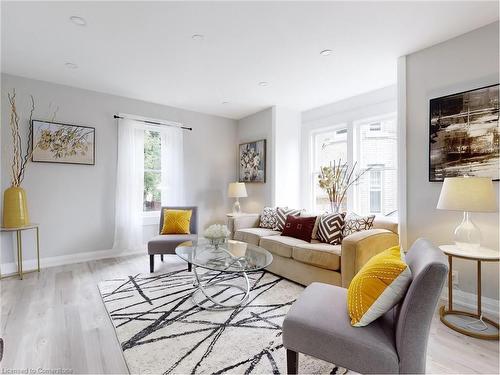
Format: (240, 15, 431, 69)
(228, 182, 247, 198)
(437, 177, 497, 212)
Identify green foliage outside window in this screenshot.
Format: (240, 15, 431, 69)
(144, 130, 161, 211)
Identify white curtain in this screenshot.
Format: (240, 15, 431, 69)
(113, 118, 144, 251)
(160, 126, 184, 206)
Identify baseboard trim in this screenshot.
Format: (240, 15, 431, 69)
(0, 247, 145, 275)
(441, 287, 499, 319)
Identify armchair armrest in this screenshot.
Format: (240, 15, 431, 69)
(340, 229, 399, 288)
(227, 214, 260, 239)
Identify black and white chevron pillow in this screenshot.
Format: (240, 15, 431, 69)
(274, 207, 302, 231)
(318, 212, 346, 245)
(259, 207, 278, 229)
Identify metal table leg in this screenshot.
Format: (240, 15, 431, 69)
(36, 226, 41, 272)
(17, 230, 23, 280)
(191, 265, 251, 311)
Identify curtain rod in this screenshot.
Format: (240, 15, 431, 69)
(113, 115, 193, 131)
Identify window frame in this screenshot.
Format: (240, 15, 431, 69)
(309, 112, 397, 215)
(353, 113, 397, 215)
(310, 124, 350, 213)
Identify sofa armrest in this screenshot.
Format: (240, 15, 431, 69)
(227, 214, 260, 239)
(340, 229, 399, 288)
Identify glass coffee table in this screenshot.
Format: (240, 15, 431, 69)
(175, 239, 273, 311)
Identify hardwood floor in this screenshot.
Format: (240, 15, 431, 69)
(1, 254, 499, 374)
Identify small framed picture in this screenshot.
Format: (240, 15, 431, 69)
(32, 120, 95, 165)
(239, 139, 266, 183)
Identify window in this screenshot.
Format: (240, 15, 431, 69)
(143, 130, 162, 211)
(355, 116, 397, 215)
(369, 168, 382, 213)
(311, 114, 397, 215)
(312, 126, 348, 213)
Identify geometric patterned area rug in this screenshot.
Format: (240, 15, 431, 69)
(98, 269, 347, 374)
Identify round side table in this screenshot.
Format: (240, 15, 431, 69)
(439, 245, 499, 340)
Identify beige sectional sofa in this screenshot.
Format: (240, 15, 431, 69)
(230, 215, 399, 288)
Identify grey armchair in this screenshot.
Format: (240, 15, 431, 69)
(147, 206, 198, 273)
(283, 238, 448, 374)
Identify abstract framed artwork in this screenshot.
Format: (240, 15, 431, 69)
(31, 120, 95, 165)
(239, 139, 266, 183)
(429, 84, 499, 182)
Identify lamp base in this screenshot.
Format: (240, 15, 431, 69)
(232, 199, 241, 214)
(454, 212, 481, 251)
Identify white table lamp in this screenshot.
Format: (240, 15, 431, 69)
(228, 182, 247, 214)
(437, 177, 497, 250)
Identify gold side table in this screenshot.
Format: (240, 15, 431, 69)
(0, 224, 40, 280)
(439, 244, 499, 340)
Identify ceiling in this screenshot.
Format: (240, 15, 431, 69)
(2, 1, 498, 120)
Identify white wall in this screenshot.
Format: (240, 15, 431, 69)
(1, 74, 237, 265)
(405, 22, 499, 300)
(300, 86, 397, 212)
(236, 108, 274, 213)
(274, 106, 301, 207)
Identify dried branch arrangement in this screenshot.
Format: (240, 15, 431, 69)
(7, 89, 35, 187)
(318, 159, 370, 213)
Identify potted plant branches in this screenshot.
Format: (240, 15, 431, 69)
(317, 159, 370, 213)
(3, 90, 35, 228)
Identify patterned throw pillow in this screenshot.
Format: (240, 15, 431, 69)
(343, 213, 376, 237)
(317, 212, 346, 245)
(259, 207, 278, 229)
(274, 207, 302, 231)
(348, 246, 411, 327)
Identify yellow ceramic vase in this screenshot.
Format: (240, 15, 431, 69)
(2, 186, 30, 228)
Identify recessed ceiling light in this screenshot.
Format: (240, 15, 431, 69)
(258, 81, 269, 87)
(65, 62, 78, 69)
(320, 49, 332, 56)
(192, 34, 204, 41)
(69, 16, 86, 26)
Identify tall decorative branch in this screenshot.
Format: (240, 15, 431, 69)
(318, 159, 371, 213)
(7, 89, 36, 187)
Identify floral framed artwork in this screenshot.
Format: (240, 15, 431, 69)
(31, 120, 95, 165)
(239, 139, 266, 183)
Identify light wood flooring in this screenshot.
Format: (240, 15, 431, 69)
(1, 254, 498, 374)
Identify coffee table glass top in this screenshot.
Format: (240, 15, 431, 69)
(175, 239, 273, 273)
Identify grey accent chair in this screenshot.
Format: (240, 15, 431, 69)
(148, 206, 198, 273)
(283, 238, 448, 374)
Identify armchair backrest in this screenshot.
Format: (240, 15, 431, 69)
(158, 206, 198, 235)
(394, 238, 448, 374)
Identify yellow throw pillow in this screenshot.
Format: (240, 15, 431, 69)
(161, 209, 192, 235)
(347, 246, 412, 327)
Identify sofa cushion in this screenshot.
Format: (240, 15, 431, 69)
(274, 207, 303, 231)
(234, 228, 281, 246)
(259, 206, 279, 229)
(148, 234, 198, 254)
(343, 213, 375, 237)
(292, 243, 341, 271)
(259, 235, 309, 258)
(318, 212, 346, 244)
